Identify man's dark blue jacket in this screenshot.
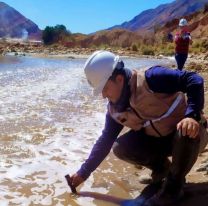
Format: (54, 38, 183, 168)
(77, 66, 204, 179)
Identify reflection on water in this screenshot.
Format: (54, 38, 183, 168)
(0, 55, 171, 206)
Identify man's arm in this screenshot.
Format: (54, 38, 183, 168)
(189, 33, 193, 45)
(145, 66, 204, 138)
(145, 66, 204, 118)
(71, 112, 123, 187)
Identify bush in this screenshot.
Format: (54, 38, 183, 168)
(191, 39, 208, 54)
(190, 47, 201, 54)
(42, 24, 71, 45)
(98, 44, 108, 49)
(161, 48, 174, 56)
(42, 26, 55, 45)
(141, 46, 155, 55)
(159, 43, 174, 56)
(132, 44, 138, 51)
(201, 39, 208, 49)
(192, 40, 201, 48)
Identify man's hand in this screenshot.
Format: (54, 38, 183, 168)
(177, 117, 199, 138)
(70, 173, 85, 188)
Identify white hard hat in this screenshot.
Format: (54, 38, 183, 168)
(84, 50, 120, 95)
(179, 18, 188, 27)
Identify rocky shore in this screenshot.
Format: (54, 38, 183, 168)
(0, 39, 171, 59)
(1, 40, 208, 82)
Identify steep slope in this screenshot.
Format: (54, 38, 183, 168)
(109, 0, 208, 32)
(157, 6, 208, 38)
(0, 2, 41, 39)
(77, 29, 142, 48)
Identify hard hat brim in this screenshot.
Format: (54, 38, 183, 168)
(92, 55, 120, 96)
(93, 77, 109, 96)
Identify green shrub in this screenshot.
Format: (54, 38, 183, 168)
(98, 44, 108, 49)
(192, 40, 201, 48)
(132, 44, 138, 51)
(201, 39, 208, 49)
(141, 47, 155, 55)
(42, 26, 55, 45)
(42, 24, 71, 45)
(161, 44, 174, 56)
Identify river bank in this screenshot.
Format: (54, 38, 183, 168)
(0, 40, 208, 64)
(1, 40, 208, 88)
(0, 40, 166, 59)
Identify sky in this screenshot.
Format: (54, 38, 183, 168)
(2, 0, 174, 34)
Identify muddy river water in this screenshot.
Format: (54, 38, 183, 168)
(0, 55, 172, 206)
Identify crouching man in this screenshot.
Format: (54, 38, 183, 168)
(69, 50, 208, 205)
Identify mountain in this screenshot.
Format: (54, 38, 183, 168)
(109, 0, 208, 33)
(157, 5, 208, 38)
(0, 2, 41, 39)
(74, 4, 208, 50)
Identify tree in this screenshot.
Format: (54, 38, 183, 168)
(42, 24, 71, 45)
(42, 26, 55, 45)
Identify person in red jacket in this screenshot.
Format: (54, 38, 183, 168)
(174, 18, 192, 70)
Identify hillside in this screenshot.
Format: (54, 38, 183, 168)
(0, 0, 207, 55)
(72, 4, 208, 55)
(0, 2, 41, 39)
(70, 0, 208, 50)
(157, 5, 208, 39)
(151, 4, 208, 56)
(109, 0, 208, 33)
(76, 29, 142, 48)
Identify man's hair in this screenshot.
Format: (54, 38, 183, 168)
(109, 60, 125, 81)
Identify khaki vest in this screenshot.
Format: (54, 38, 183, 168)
(108, 69, 187, 137)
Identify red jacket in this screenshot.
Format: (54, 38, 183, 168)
(174, 31, 191, 54)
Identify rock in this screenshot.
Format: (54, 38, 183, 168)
(68, 56, 75, 59)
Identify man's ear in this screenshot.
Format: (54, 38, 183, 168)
(116, 74, 124, 85)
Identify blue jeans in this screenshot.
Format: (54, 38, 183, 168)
(175, 53, 188, 70)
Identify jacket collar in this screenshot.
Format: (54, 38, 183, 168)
(109, 68, 132, 112)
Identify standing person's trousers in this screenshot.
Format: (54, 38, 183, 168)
(175, 53, 188, 70)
